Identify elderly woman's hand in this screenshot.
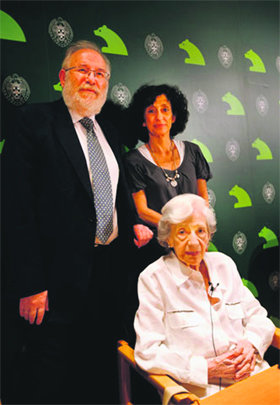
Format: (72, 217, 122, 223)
(207, 340, 257, 381)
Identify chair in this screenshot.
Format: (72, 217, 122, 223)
(118, 327, 280, 405)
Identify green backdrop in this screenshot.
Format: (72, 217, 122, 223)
(1, 0, 279, 318)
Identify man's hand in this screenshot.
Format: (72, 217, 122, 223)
(19, 290, 49, 325)
(133, 224, 153, 248)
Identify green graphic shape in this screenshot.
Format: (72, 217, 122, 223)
(0, 139, 5, 154)
(208, 241, 218, 252)
(94, 25, 128, 55)
(229, 185, 252, 208)
(0, 10, 26, 42)
(191, 139, 213, 163)
(178, 39, 205, 65)
(258, 226, 279, 249)
(53, 82, 62, 92)
(242, 278, 258, 298)
(269, 315, 280, 328)
(244, 49, 266, 73)
(252, 138, 273, 160)
(222, 92, 245, 115)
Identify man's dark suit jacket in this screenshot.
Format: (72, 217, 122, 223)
(4, 98, 136, 323)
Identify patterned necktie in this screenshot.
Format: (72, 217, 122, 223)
(80, 117, 113, 244)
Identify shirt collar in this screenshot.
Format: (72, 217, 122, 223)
(163, 251, 204, 287)
(68, 109, 96, 127)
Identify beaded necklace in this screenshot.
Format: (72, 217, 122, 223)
(146, 141, 180, 187)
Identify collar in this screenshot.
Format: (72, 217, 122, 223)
(68, 108, 96, 127)
(163, 251, 204, 287)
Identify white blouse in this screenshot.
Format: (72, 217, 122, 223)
(134, 251, 275, 398)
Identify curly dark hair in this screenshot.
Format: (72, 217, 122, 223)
(126, 84, 190, 145)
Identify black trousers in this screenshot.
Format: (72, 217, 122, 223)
(2, 238, 128, 405)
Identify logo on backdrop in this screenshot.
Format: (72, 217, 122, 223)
(258, 226, 279, 249)
(252, 138, 273, 160)
(256, 95, 269, 116)
(48, 17, 73, 47)
(244, 49, 266, 73)
(144, 33, 163, 59)
(229, 185, 252, 208)
(268, 272, 279, 292)
(110, 83, 131, 107)
(222, 92, 245, 115)
(262, 182, 275, 204)
(218, 45, 233, 68)
(179, 38, 206, 65)
(276, 56, 280, 73)
(2, 73, 30, 106)
(233, 231, 247, 255)
(94, 25, 128, 55)
(207, 189, 216, 208)
(192, 90, 208, 113)
(226, 139, 240, 161)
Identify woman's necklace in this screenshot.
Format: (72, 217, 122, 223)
(147, 141, 180, 187)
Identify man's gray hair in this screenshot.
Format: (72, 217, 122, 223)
(61, 40, 111, 72)
(158, 194, 217, 248)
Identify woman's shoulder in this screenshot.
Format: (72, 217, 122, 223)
(123, 147, 142, 162)
(139, 256, 167, 282)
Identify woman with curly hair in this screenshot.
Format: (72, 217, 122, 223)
(124, 84, 212, 235)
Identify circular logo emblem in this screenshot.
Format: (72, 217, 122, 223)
(256, 95, 269, 117)
(144, 33, 164, 60)
(48, 17, 73, 47)
(218, 45, 233, 68)
(226, 138, 240, 161)
(276, 56, 280, 73)
(192, 90, 208, 113)
(262, 182, 275, 204)
(268, 271, 279, 292)
(110, 83, 131, 107)
(232, 231, 247, 255)
(2, 73, 31, 106)
(207, 188, 216, 208)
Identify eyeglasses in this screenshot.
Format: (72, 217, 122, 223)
(64, 66, 110, 80)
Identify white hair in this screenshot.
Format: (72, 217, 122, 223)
(157, 194, 217, 248)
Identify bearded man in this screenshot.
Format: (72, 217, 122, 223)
(3, 40, 152, 404)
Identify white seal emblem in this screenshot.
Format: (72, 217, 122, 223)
(256, 95, 269, 116)
(48, 17, 73, 47)
(276, 56, 280, 73)
(232, 231, 247, 255)
(268, 271, 279, 292)
(192, 90, 208, 113)
(110, 83, 131, 107)
(262, 182, 275, 204)
(144, 33, 164, 59)
(218, 45, 233, 68)
(207, 188, 216, 208)
(2, 73, 30, 106)
(226, 139, 240, 161)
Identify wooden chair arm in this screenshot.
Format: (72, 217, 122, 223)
(271, 327, 280, 349)
(118, 340, 200, 404)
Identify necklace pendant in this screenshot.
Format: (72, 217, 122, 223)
(170, 179, 178, 187)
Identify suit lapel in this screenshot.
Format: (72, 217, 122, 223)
(53, 99, 93, 200)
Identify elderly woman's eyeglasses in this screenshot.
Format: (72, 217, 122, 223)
(64, 66, 110, 80)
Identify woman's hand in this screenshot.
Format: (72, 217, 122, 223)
(133, 224, 154, 248)
(207, 340, 257, 381)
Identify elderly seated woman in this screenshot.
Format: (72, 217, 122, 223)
(134, 194, 275, 399)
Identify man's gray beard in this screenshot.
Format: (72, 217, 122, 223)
(62, 82, 108, 117)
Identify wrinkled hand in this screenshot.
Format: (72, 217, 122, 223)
(231, 339, 257, 381)
(207, 340, 257, 382)
(19, 290, 49, 325)
(133, 224, 153, 248)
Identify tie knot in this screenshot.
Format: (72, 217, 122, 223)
(80, 117, 94, 132)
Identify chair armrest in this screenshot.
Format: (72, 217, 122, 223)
(118, 340, 200, 404)
(271, 327, 280, 349)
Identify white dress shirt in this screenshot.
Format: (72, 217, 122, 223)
(69, 110, 119, 244)
(134, 251, 275, 398)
